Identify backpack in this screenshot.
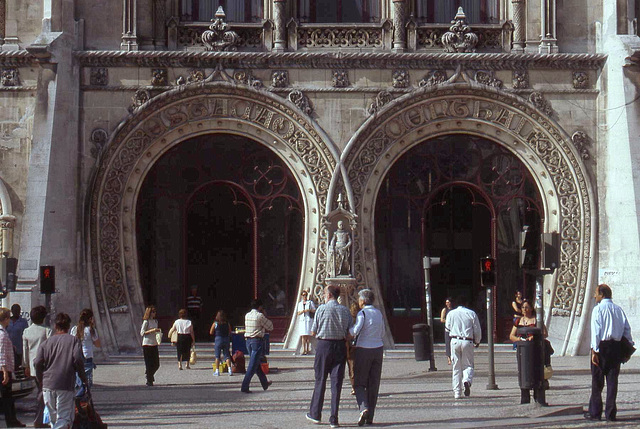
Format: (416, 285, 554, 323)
(231, 350, 246, 373)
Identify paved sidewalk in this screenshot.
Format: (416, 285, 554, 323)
(13, 344, 640, 428)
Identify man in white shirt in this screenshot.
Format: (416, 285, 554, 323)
(445, 298, 482, 399)
(585, 284, 633, 422)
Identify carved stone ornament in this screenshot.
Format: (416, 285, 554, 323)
(572, 71, 589, 89)
(418, 70, 448, 87)
(90, 128, 108, 158)
(528, 91, 553, 116)
(272, 70, 289, 88)
(571, 131, 591, 160)
(234, 70, 263, 88)
(129, 89, 151, 112)
(288, 90, 313, 115)
(151, 68, 168, 86)
(367, 91, 393, 115)
(1, 68, 19, 86)
(513, 69, 529, 89)
(187, 69, 205, 84)
(475, 70, 503, 88)
(176, 76, 186, 86)
(201, 6, 240, 52)
(392, 69, 409, 89)
(441, 7, 478, 53)
(332, 70, 350, 88)
(90, 68, 108, 86)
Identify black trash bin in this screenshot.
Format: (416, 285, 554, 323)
(516, 327, 543, 390)
(413, 323, 431, 361)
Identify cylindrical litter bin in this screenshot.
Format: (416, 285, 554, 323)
(516, 327, 543, 390)
(413, 323, 431, 361)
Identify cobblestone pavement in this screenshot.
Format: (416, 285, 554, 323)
(12, 344, 640, 428)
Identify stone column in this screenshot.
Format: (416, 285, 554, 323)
(511, 0, 526, 53)
(121, 0, 139, 51)
(153, 0, 167, 49)
(539, 0, 558, 53)
(392, 0, 406, 53)
(273, 0, 287, 52)
(0, 215, 15, 257)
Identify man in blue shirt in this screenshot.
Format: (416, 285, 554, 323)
(7, 304, 28, 368)
(585, 284, 634, 422)
(306, 285, 353, 428)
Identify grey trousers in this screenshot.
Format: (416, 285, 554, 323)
(354, 346, 384, 421)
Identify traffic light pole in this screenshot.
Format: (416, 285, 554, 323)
(486, 286, 498, 390)
(423, 256, 440, 372)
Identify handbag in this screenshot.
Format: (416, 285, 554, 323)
(168, 326, 178, 345)
(544, 365, 553, 380)
(155, 330, 163, 345)
(189, 346, 197, 365)
(621, 336, 636, 364)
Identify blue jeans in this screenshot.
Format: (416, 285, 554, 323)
(214, 336, 230, 361)
(241, 338, 269, 392)
(75, 358, 94, 397)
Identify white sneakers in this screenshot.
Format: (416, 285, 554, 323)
(228, 368, 233, 376)
(213, 370, 220, 376)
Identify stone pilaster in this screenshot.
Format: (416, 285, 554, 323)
(511, 0, 526, 53)
(273, 0, 287, 52)
(121, 0, 139, 51)
(392, 0, 406, 53)
(0, 215, 15, 256)
(153, 0, 167, 49)
(539, 0, 558, 53)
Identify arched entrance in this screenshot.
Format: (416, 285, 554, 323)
(342, 85, 596, 355)
(88, 83, 337, 352)
(375, 135, 543, 343)
(136, 134, 304, 340)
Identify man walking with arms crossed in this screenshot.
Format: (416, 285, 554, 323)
(585, 284, 633, 422)
(34, 313, 87, 429)
(445, 297, 481, 399)
(307, 285, 353, 428)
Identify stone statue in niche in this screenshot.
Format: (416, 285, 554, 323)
(327, 220, 352, 277)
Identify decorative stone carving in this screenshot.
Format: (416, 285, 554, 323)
(271, 70, 289, 88)
(151, 68, 168, 86)
(90, 128, 109, 158)
(90, 68, 108, 86)
(273, 0, 286, 52)
(187, 69, 205, 83)
(129, 89, 151, 112)
(332, 70, 350, 88)
(528, 91, 553, 116)
(572, 71, 589, 89)
(441, 7, 478, 53)
(392, 69, 409, 88)
(392, 0, 407, 52)
(418, 70, 448, 87)
(367, 91, 393, 115)
(201, 6, 240, 51)
(571, 131, 591, 160)
(234, 70, 263, 88)
(176, 76, 186, 85)
(288, 90, 313, 115)
(511, 0, 526, 52)
(475, 70, 502, 88)
(298, 27, 383, 49)
(513, 70, 529, 89)
(1, 68, 19, 86)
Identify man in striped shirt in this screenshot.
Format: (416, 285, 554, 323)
(186, 285, 202, 322)
(241, 299, 273, 393)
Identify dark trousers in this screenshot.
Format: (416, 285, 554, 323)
(34, 378, 46, 426)
(0, 373, 17, 424)
(589, 340, 622, 420)
(241, 338, 269, 391)
(176, 334, 192, 362)
(309, 339, 347, 425)
(143, 345, 160, 383)
(354, 346, 383, 422)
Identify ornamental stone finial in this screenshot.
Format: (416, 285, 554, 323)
(202, 6, 240, 51)
(441, 7, 478, 53)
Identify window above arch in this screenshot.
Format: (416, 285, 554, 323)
(180, 0, 263, 23)
(297, 0, 381, 23)
(416, 0, 500, 24)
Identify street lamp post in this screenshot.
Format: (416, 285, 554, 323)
(423, 255, 440, 372)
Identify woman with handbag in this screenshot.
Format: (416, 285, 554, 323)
(169, 309, 195, 370)
(350, 289, 385, 427)
(140, 305, 161, 386)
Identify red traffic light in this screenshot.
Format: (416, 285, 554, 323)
(482, 257, 495, 273)
(480, 257, 496, 287)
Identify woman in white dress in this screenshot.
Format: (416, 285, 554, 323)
(296, 290, 316, 355)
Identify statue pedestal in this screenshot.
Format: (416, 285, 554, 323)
(325, 277, 358, 310)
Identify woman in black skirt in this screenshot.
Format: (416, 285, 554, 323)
(168, 309, 195, 370)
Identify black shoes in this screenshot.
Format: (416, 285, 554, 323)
(358, 409, 369, 427)
(241, 389, 252, 393)
(464, 381, 471, 397)
(264, 380, 273, 391)
(7, 421, 26, 428)
(583, 412, 601, 421)
(306, 413, 320, 424)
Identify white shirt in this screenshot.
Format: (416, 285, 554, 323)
(445, 306, 482, 343)
(173, 318, 193, 334)
(22, 324, 53, 375)
(70, 326, 99, 359)
(590, 298, 633, 353)
(140, 319, 159, 346)
(349, 305, 384, 349)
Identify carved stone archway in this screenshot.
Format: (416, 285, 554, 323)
(88, 82, 337, 352)
(0, 178, 16, 256)
(342, 84, 596, 356)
